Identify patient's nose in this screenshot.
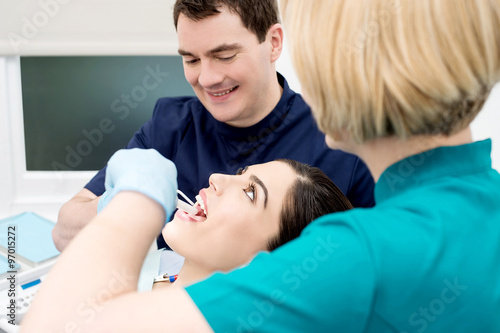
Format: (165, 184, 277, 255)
(208, 173, 232, 196)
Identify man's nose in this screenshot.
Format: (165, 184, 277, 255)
(198, 61, 224, 89)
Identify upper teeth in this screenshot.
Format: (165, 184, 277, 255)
(195, 195, 207, 216)
(212, 87, 236, 97)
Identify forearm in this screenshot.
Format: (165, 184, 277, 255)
(53, 189, 99, 251)
(22, 191, 165, 332)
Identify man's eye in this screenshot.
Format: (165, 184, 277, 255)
(185, 59, 199, 65)
(244, 184, 255, 201)
(218, 55, 236, 62)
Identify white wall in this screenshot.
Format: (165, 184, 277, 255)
(0, 0, 178, 55)
(470, 84, 500, 171)
(0, 58, 15, 219)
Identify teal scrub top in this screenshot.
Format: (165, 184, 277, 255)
(186, 140, 500, 332)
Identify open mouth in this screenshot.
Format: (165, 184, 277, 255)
(173, 189, 209, 223)
(175, 194, 207, 223)
(175, 203, 206, 222)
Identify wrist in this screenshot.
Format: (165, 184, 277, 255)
(103, 191, 166, 230)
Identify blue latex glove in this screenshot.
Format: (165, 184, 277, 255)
(97, 149, 178, 223)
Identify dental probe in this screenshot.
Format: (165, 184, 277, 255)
(177, 190, 195, 205)
(176, 190, 198, 215)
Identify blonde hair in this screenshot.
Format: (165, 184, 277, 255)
(280, 0, 500, 143)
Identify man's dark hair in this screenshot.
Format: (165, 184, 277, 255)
(174, 0, 280, 43)
(267, 159, 354, 251)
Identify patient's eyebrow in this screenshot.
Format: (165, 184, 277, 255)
(250, 174, 268, 209)
(178, 43, 243, 58)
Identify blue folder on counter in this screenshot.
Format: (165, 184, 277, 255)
(0, 212, 60, 265)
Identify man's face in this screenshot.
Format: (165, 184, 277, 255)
(177, 7, 281, 128)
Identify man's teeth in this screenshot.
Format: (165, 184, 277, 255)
(195, 195, 207, 216)
(212, 87, 236, 97)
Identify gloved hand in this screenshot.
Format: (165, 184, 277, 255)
(97, 149, 178, 223)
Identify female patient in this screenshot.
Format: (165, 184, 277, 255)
(22, 154, 352, 332)
(145, 158, 353, 288)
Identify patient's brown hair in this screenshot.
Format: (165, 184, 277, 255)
(268, 159, 353, 251)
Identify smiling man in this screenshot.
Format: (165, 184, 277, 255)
(176, 5, 282, 127)
(53, 0, 375, 251)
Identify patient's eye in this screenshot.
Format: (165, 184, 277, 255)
(243, 183, 256, 202)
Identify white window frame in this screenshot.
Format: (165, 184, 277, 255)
(0, 56, 96, 221)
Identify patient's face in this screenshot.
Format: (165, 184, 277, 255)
(163, 161, 297, 271)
